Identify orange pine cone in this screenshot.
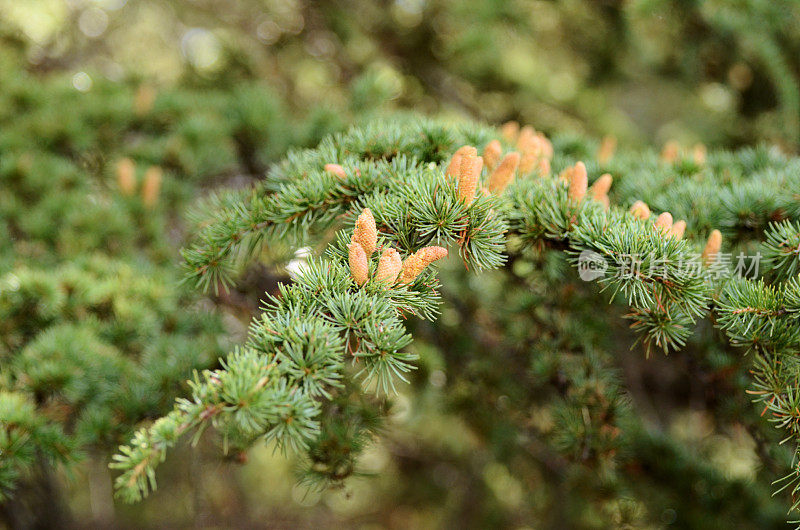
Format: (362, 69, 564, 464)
(501, 121, 519, 143)
(654, 212, 673, 232)
(348, 242, 369, 286)
(517, 125, 536, 152)
(488, 152, 520, 193)
(116, 158, 137, 196)
(661, 140, 680, 163)
(457, 155, 483, 204)
(375, 248, 402, 285)
(421, 246, 448, 262)
(537, 157, 551, 177)
(670, 220, 686, 239)
(519, 150, 538, 175)
(398, 253, 426, 284)
(702, 229, 723, 265)
(536, 133, 553, 159)
(568, 162, 589, 202)
(352, 208, 377, 256)
(597, 135, 617, 164)
(483, 140, 503, 170)
(399, 246, 448, 284)
(591, 173, 613, 197)
(446, 146, 477, 178)
(324, 163, 346, 179)
(141, 166, 163, 208)
(630, 200, 651, 220)
(568, 162, 588, 202)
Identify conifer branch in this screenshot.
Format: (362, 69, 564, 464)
(114, 117, 800, 517)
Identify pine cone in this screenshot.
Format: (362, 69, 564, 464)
(348, 242, 369, 286)
(488, 152, 520, 193)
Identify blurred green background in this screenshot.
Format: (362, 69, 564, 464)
(4, 0, 800, 149)
(2, 1, 800, 528)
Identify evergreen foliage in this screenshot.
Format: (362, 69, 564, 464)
(4, 3, 800, 525)
(109, 116, 800, 524)
(0, 57, 348, 515)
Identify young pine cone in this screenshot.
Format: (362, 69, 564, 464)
(702, 229, 723, 265)
(141, 166, 163, 208)
(597, 135, 617, 164)
(352, 208, 377, 256)
(375, 248, 402, 285)
(536, 133, 553, 160)
(590, 173, 613, 197)
(654, 212, 673, 232)
(421, 246, 448, 262)
(488, 152, 520, 193)
(670, 220, 686, 239)
(483, 140, 503, 170)
(537, 157, 551, 177)
(116, 158, 137, 196)
(446, 146, 478, 179)
(519, 150, 539, 175)
(324, 163, 346, 179)
(567, 162, 588, 202)
(501, 121, 519, 143)
(629, 200, 651, 220)
(590, 173, 612, 208)
(661, 140, 680, 163)
(348, 242, 369, 286)
(517, 125, 536, 152)
(398, 246, 448, 284)
(457, 154, 483, 204)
